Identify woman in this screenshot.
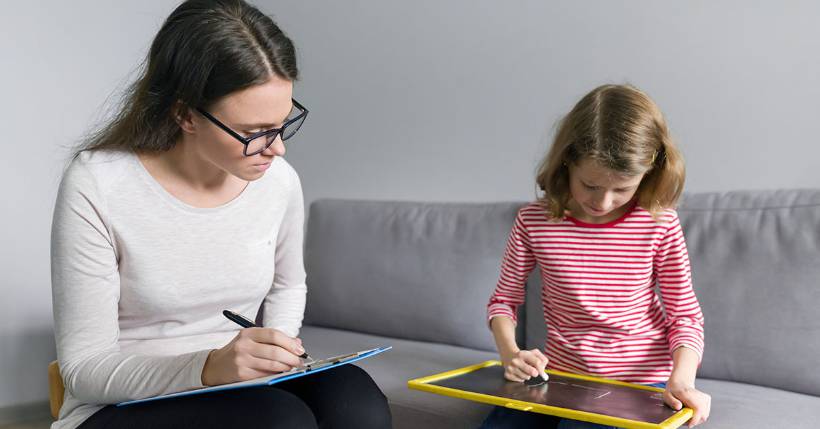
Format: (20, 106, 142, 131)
(50, 1, 391, 428)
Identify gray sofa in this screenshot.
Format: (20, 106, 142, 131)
(297, 190, 820, 428)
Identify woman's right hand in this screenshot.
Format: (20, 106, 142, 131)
(201, 327, 305, 386)
(500, 348, 549, 382)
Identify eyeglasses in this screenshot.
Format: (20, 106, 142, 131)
(195, 99, 308, 156)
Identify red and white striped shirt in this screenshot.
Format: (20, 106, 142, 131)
(487, 202, 705, 384)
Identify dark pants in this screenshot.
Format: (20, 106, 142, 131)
(78, 365, 391, 429)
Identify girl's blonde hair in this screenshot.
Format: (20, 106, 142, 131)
(536, 84, 685, 220)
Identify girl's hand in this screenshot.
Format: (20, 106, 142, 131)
(664, 380, 711, 427)
(201, 327, 305, 386)
(500, 348, 549, 382)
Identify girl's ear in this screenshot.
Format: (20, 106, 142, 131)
(172, 101, 196, 134)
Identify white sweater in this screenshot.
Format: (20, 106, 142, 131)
(50, 150, 307, 429)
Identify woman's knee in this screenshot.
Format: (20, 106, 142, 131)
(312, 365, 392, 428)
(237, 388, 318, 429)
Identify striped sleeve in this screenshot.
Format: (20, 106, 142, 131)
(654, 211, 705, 361)
(487, 208, 536, 325)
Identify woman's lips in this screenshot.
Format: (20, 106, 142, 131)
(253, 162, 271, 171)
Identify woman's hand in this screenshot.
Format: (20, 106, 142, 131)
(201, 327, 305, 386)
(500, 348, 549, 383)
(663, 379, 711, 427)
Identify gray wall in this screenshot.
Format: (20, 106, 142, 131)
(1, 0, 818, 418)
(276, 0, 820, 205)
(0, 0, 177, 417)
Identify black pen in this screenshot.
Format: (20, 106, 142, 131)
(222, 309, 312, 361)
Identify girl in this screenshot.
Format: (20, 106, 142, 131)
(481, 84, 710, 428)
(51, 1, 391, 428)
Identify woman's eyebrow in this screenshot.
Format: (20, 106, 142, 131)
(234, 119, 284, 129)
(233, 109, 292, 129)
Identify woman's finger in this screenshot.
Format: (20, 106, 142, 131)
(244, 341, 302, 368)
(246, 328, 304, 356)
(243, 355, 293, 375)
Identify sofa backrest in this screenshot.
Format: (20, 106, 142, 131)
(305, 191, 820, 396)
(304, 200, 526, 352)
(676, 189, 820, 396)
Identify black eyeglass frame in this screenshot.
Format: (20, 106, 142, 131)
(195, 99, 308, 156)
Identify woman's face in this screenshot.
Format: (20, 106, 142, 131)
(191, 75, 294, 181)
(568, 158, 644, 223)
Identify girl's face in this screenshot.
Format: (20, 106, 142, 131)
(190, 75, 294, 181)
(568, 158, 644, 223)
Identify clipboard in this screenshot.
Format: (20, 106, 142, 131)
(407, 360, 693, 429)
(118, 346, 391, 407)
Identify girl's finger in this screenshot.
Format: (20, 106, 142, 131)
(664, 391, 683, 411)
(688, 410, 704, 427)
(518, 354, 542, 376)
(531, 349, 549, 367)
(504, 367, 525, 382)
(510, 365, 533, 381)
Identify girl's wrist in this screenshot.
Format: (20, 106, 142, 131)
(669, 346, 698, 386)
(498, 344, 521, 361)
(667, 372, 695, 388)
(489, 316, 521, 361)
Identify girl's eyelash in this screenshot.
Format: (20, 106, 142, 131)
(584, 185, 632, 192)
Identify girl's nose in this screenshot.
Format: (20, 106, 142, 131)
(592, 193, 613, 211)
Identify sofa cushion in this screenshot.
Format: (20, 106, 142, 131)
(304, 200, 524, 352)
(300, 325, 820, 428)
(693, 378, 820, 428)
(299, 325, 496, 429)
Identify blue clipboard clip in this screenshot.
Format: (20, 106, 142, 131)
(274, 347, 391, 383)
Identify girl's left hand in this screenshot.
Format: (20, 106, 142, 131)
(663, 380, 711, 427)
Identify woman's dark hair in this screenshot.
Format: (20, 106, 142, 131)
(79, 0, 298, 153)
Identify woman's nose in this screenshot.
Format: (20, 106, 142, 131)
(263, 135, 286, 157)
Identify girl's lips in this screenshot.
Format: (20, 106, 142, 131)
(253, 162, 271, 171)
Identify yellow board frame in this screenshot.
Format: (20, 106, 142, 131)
(408, 360, 693, 429)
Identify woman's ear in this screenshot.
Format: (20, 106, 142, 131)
(172, 101, 196, 134)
